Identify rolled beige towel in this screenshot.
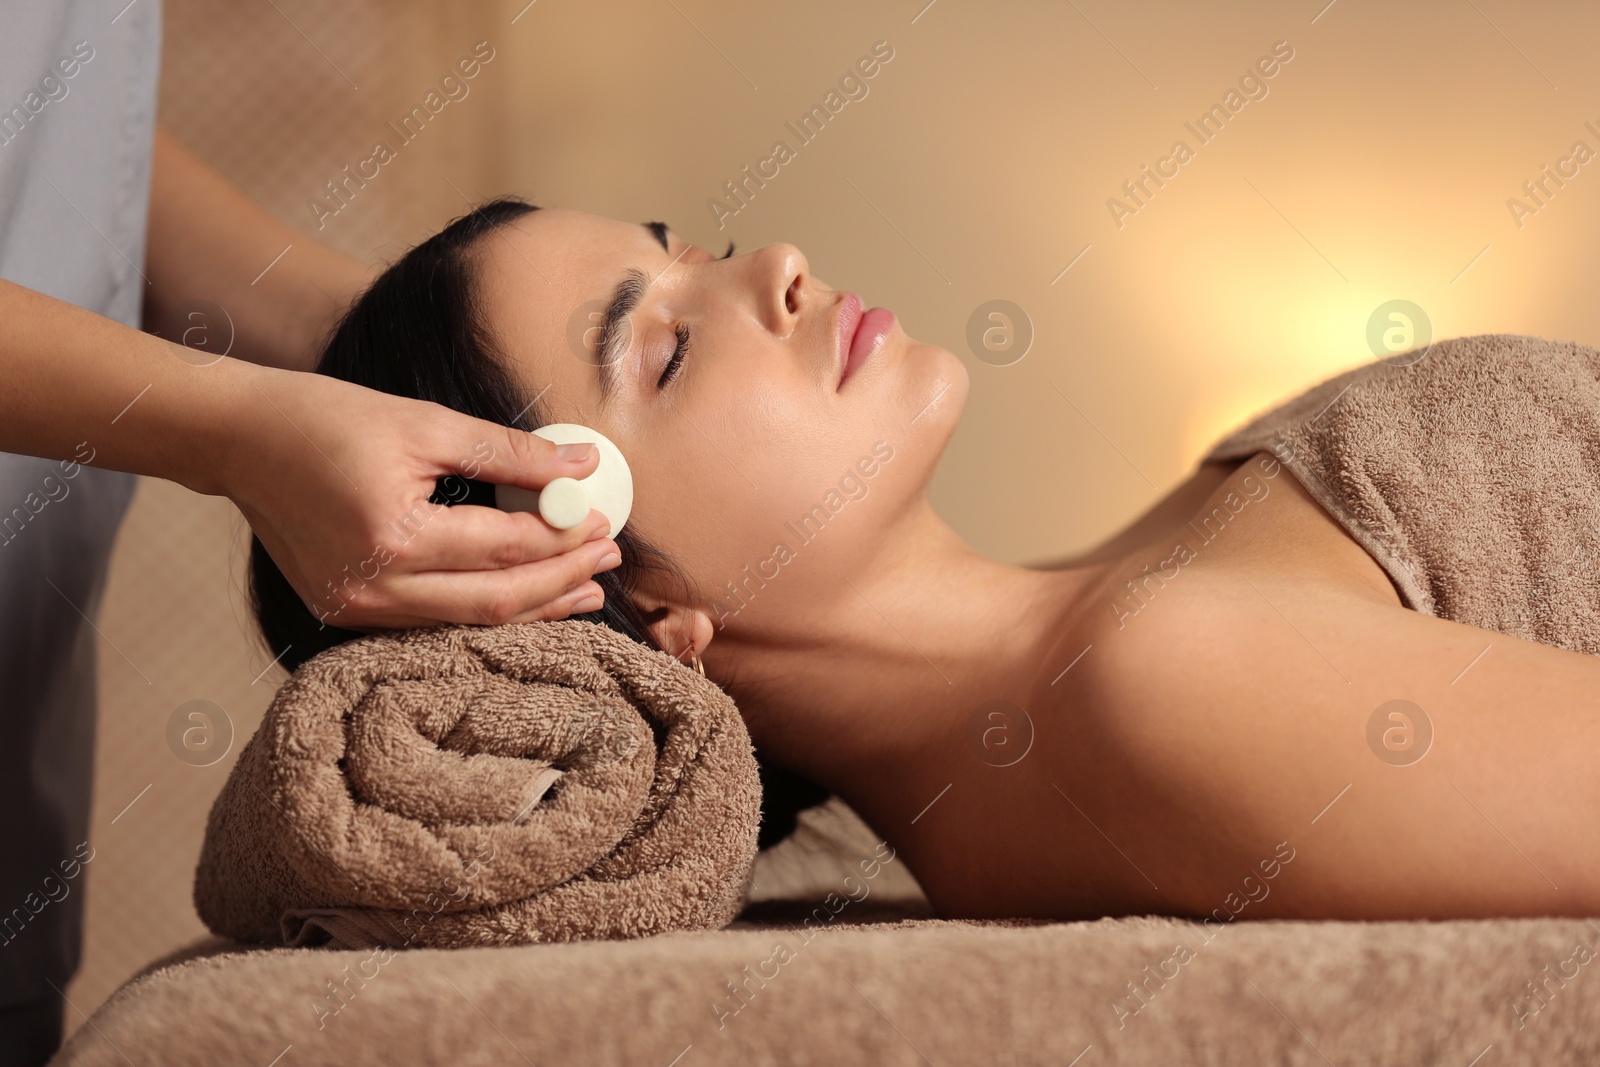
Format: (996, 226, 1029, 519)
(193, 621, 762, 949)
(1202, 333, 1600, 655)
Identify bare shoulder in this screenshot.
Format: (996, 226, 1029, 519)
(1047, 543, 1600, 918)
(1041, 445, 1405, 703)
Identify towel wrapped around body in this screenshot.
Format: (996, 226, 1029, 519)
(193, 620, 762, 950)
(1202, 332, 1600, 655)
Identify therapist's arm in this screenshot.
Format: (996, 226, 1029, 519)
(143, 125, 371, 372)
(0, 279, 622, 628)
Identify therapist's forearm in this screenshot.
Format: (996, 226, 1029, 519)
(1, 277, 274, 496)
(144, 126, 374, 372)
(0, 277, 625, 631)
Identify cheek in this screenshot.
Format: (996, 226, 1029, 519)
(626, 420, 870, 604)
(625, 340, 964, 606)
(691, 375, 860, 532)
(628, 441, 778, 587)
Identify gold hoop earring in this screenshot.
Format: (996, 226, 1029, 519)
(688, 650, 706, 676)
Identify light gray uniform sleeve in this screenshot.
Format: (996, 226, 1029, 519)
(0, 0, 162, 1005)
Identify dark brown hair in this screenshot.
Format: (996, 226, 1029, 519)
(246, 197, 828, 849)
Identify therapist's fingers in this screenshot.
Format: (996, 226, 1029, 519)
(323, 540, 622, 630)
(462, 421, 602, 491)
(498, 579, 608, 625)
(395, 503, 614, 572)
(225, 373, 633, 631)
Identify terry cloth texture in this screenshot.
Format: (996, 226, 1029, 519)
(192, 620, 762, 949)
(1203, 333, 1600, 655)
(48, 914, 1600, 1066)
(53, 332, 1600, 1067)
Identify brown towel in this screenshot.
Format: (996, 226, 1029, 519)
(193, 620, 762, 949)
(1202, 332, 1600, 655)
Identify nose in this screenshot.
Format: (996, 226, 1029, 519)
(748, 242, 807, 337)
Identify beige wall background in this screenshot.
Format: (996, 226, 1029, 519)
(66, 0, 1600, 1032)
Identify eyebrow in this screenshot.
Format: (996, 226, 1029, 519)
(595, 221, 673, 404)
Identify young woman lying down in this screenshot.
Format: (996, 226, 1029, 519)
(248, 198, 1600, 924)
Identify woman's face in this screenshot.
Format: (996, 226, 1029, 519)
(474, 207, 968, 631)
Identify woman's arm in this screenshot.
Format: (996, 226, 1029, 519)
(0, 278, 619, 627)
(143, 126, 374, 372)
(0, 126, 619, 629)
(1063, 571, 1600, 921)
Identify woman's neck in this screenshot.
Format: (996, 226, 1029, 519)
(705, 496, 1106, 844)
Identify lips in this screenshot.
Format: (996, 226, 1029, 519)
(835, 292, 894, 390)
(835, 292, 863, 389)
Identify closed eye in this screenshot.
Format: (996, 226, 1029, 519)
(651, 239, 727, 390)
(657, 322, 691, 389)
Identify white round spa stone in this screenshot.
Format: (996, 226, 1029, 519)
(534, 477, 588, 529)
(494, 424, 633, 537)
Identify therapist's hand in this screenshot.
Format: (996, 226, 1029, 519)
(138, 129, 629, 628)
(0, 280, 622, 631)
(221, 361, 624, 630)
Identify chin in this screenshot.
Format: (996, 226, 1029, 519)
(850, 339, 966, 487)
(906, 340, 969, 429)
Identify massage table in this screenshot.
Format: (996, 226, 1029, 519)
(49, 798, 1600, 1065)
